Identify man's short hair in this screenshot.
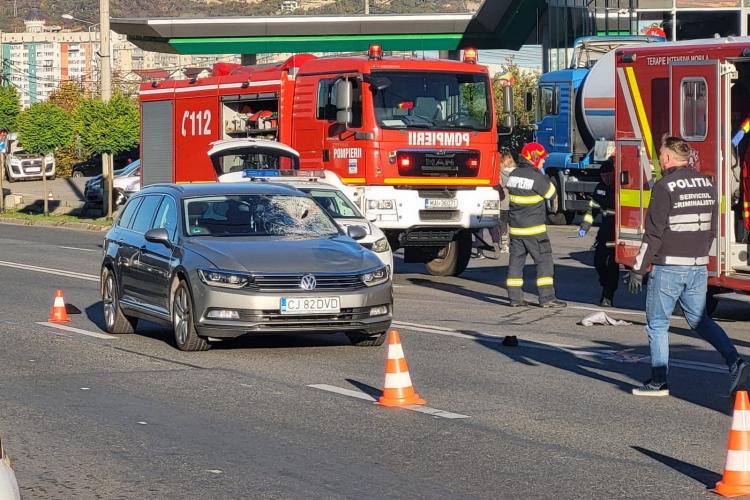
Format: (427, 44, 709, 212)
(661, 136, 691, 162)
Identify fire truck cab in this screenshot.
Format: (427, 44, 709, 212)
(614, 37, 750, 312)
(139, 48, 505, 276)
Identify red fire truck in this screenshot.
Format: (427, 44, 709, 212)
(613, 37, 750, 312)
(139, 46, 510, 276)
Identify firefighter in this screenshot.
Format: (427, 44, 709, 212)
(628, 136, 749, 397)
(504, 142, 567, 310)
(578, 159, 618, 307)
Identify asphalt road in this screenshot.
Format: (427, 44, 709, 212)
(1, 222, 749, 499)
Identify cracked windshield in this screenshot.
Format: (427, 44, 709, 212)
(184, 195, 339, 238)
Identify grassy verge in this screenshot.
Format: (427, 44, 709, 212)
(0, 209, 113, 229)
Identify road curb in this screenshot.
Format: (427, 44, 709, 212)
(0, 217, 110, 232)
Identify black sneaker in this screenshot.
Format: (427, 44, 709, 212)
(540, 299, 567, 308)
(508, 300, 530, 308)
(600, 297, 613, 308)
(729, 359, 750, 395)
(502, 335, 519, 347)
(632, 380, 669, 397)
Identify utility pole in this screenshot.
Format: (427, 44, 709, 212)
(365, 0, 369, 15)
(100, 0, 114, 219)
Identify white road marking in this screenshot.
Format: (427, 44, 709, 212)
(0, 260, 98, 282)
(36, 322, 117, 340)
(80, 387, 90, 391)
(138, 421, 148, 425)
(392, 322, 730, 374)
(307, 384, 470, 419)
(59, 246, 99, 253)
(307, 384, 376, 401)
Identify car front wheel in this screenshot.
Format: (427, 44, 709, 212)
(172, 280, 210, 351)
(101, 267, 137, 334)
(72, 171, 84, 178)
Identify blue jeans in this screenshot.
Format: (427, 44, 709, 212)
(646, 265, 739, 381)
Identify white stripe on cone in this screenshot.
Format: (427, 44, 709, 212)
(724, 450, 750, 471)
(387, 343, 405, 360)
(53, 296, 65, 308)
(732, 410, 750, 431)
(384, 371, 414, 389)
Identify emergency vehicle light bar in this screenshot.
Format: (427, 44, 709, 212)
(463, 48, 478, 64)
(242, 169, 326, 179)
(369, 44, 383, 60)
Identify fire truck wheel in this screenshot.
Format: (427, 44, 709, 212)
(425, 230, 473, 277)
(706, 286, 721, 317)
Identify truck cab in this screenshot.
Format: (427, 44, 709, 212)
(535, 35, 664, 224)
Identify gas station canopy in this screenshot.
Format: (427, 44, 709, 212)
(111, 0, 546, 55)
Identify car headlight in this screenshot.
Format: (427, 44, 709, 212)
(367, 199, 395, 210)
(371, 237, 390, 253)
(483, 200, 499, 210)
(198, 269, 253, 289)
(361, 266, 390, 287)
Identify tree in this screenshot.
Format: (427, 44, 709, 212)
(0, 86, 21, 212)
(75, 93, 139, 156)
(49, 82, 87, 177)
(494, 63, 539, 156)
(16, 102, 74, 216)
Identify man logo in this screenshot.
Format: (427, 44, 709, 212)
(300, 274, 317, 290)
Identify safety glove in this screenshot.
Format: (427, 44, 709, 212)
(627, 271, 643, 294)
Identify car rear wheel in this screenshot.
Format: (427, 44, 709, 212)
(101, 267, 138, 334)
(172, 280, 210, 352)
(346, 331, 387, 347)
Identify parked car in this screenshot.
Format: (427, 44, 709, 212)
(3, 136, 55, 183)
(101, 183, 393, 351)
(72, 148, 139, 178)
(0, 436, 20, 500)
(84, 160, 140, 206)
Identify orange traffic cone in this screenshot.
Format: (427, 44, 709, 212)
(715, 390, 750, 497)
(48, 289, 70, 324)
(378, 329, 425, 407)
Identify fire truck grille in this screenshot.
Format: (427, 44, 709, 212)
(398, 150, 480, 177)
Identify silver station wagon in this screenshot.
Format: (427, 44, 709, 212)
(101, 183, 393, 351)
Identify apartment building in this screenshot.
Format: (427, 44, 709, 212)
(1, 20, 238, 107)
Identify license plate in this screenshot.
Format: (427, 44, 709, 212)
(280, 296, 340, 315)
(425, 198, 458, 209)
(26, 167, 41, 173)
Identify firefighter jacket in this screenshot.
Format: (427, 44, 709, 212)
(506, 158, 556, 236)
(633, 166, 717, 275)
(580, 181, 615, 243)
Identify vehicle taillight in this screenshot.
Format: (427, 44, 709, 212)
(463, 48, 478, 64)
(369, 44, 383, 60)
(467, 157, 479, 169)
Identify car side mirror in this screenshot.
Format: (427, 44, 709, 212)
(347, 224, 368, 241)
(145, 227, 172, 247)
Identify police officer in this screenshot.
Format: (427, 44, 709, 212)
(628, 136, 749, 397)
(505, 142, 567, 310)
(578, 159, 618, 307)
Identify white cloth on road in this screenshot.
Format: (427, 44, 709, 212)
(578, 311, 632, 327)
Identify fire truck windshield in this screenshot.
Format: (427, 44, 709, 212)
(370, 71, 491, 132)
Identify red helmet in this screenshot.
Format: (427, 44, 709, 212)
(521, 142, 548, 168)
